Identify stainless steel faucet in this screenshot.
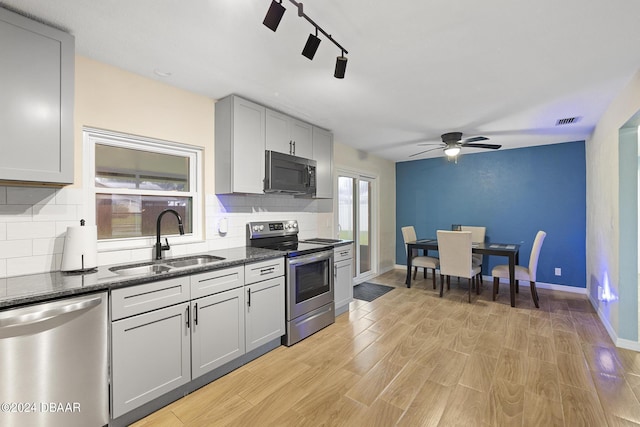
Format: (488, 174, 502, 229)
(155, 209, 185, 260)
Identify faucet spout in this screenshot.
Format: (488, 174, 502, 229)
(155, 209, 185, 260)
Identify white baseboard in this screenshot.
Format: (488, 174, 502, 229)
(589, 295, 640, 351)
(393, 265, 587, 295)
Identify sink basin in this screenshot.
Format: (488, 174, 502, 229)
(304, 238, 342, 244)
(164, 255, 225, 269)
(109, 255, 226, 276)
(109, 262, 172, 276)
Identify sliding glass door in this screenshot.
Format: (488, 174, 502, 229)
(337, 171, 376, 283)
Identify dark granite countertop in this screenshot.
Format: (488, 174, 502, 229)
(0, 246, 285, 310)
(301, 238, 353, 248)
(332, 239, 353, 248)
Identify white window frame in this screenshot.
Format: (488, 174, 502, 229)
(83, 128, 203, 252)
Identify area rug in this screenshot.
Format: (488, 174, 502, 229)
(353, 282, 395, 302)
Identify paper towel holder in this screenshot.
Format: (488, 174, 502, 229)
(61, 219, 98, 273)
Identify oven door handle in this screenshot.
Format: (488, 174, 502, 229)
(287, 250, 333, 267)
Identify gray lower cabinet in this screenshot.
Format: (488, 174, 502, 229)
(334, 244, 354, 316)
(111, 262, 286, 420)
(0, 7, 74, 184)
(111, 301, 191, 418)
(190, 267, 245, 379)
(245, 275, 285, 352)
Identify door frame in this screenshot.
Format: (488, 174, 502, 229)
(335, 168, 379, 284)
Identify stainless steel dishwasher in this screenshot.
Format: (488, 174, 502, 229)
(0, 292, 108, 427)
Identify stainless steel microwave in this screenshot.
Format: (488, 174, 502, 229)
(264, 150, 316, 196)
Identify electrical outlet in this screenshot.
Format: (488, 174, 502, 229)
(554, 268, 561, 276)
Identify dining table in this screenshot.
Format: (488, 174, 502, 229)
(405, 239, 521, 307)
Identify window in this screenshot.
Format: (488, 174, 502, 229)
(84, 129, 202, 250)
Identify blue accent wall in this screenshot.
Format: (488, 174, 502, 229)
(396, 141, 586, 288)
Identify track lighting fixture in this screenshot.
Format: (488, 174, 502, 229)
(334, 51, 347, 79)
(263, 0, 286, 32)
(302, 28, 321, 60)
(263, 0, 349, 78)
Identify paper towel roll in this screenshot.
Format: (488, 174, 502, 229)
(61, 223, 98, 272)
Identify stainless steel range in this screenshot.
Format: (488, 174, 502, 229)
(247, 220, 334, 346)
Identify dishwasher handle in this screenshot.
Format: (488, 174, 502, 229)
(0, 296, 102, 329)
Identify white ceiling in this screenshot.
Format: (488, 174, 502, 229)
(4, 0, 640, 162)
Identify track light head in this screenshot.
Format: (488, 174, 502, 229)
(334, 53, 347, 79)
(302, 29, 321, 60)
(263, 0, 286, 32)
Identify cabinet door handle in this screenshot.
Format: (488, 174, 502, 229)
(260, 266, 275, 275)
(334, 264, 338, 278)
(289, 140, 293, 155)
(194, 302, 198, 326)
(186, 305, 190, 329)
(293, 140, 296, 155)
(247, 288, 251, 307)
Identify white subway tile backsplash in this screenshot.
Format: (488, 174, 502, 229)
(98, 250, 133, 266)
(0, 240, 32, 258)
(7, 255, 56, 277)
(0, 205, 33, 222)
(33, 204, 78, 222)
(55, 187, 86, 205)
(33, 237, 65, 256)
(0, 188, 324, 278)
(6, 186, 56, 205)
(7, 222, 57, 240)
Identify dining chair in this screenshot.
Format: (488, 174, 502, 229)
(460, 225, 486, 283)
(401, 226, 440, 290)
(491, 230, 547, 308)
(436, 230, 482, 303)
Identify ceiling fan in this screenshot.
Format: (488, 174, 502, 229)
(409, 132, 502, 158)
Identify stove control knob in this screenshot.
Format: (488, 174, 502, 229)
(259, 225, 264, 231)
(252, 225, 260, 232)
(292, 222, 298, 229)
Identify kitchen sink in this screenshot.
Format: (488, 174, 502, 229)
(109, 255, 225, 276)
(109, 262, 172, 276)
(164, 255, 225, 269)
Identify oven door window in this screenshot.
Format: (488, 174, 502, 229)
(294, 260, 330, 303)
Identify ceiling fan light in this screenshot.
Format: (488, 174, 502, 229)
(444, 146, 461, 157)
(263, 0, 286, 32)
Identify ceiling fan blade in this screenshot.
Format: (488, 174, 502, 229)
(417, 142, 444, 146)
(409, 147, 443, 157)
(461, 136, 489, 143)
(461, 143, 502, 149)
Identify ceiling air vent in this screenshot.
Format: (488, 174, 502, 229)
(555, 116, 582, 126)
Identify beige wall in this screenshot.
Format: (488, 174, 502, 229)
(74, 55, 215, 189)
(333, 142, 396, 272)
(586, 68, 640, 341)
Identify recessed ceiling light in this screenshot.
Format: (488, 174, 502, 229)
(153, 69, 172, 78)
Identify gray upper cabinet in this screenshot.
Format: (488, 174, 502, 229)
(312, 126, 334, 199)
(215, 95, 265, 194)
(265, 108, 313, 159)
(0, 7, 74, 184)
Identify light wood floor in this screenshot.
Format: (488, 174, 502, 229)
(132, 270, 640, 427)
